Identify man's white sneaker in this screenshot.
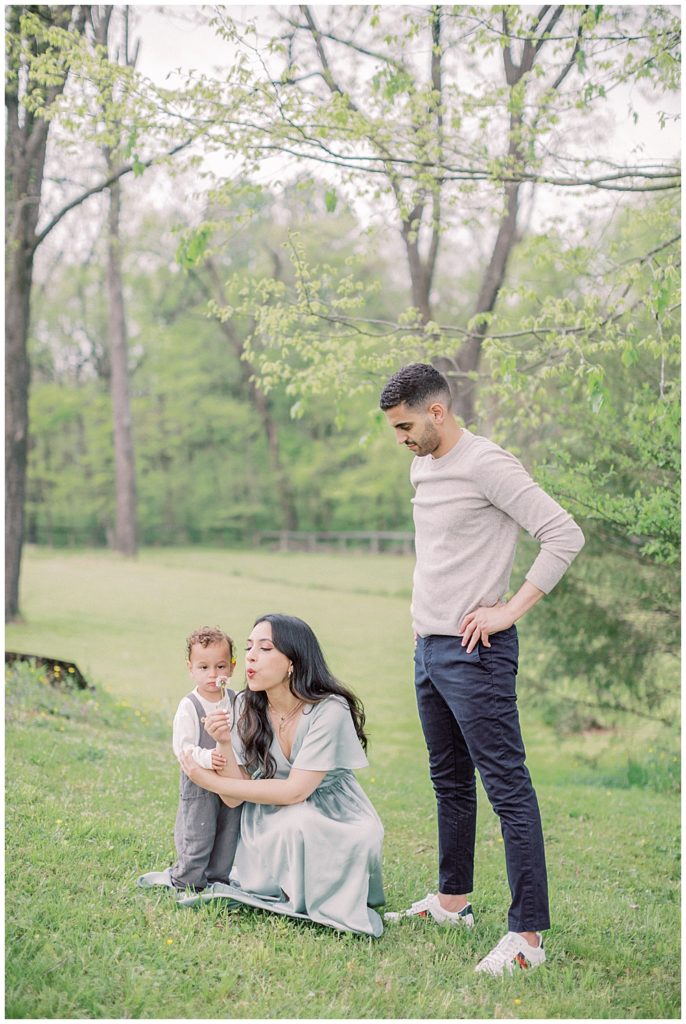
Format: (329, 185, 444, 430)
(474, 931, 545, 976)
(384, 893, 475, 927)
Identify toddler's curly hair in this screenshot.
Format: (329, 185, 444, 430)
(185, 625, 235, 663)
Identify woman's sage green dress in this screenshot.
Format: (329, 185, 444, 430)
(179, 693, 385, 937)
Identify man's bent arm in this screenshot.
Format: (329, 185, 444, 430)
(459, 580, 545, 653)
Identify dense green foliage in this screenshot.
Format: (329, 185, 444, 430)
(475, 196, 681, 730)
(27, 190, 413, 546)
(15, 5, 680, 730)
(26, 183, 680, 729)
(26, 187, 680, 547)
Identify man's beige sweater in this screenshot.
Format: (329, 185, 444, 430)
(410, 429, 585, 638)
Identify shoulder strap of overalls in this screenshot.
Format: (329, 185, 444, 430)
(186, 691, 213, 747)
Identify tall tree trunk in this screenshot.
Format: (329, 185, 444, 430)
(451, 179, 522, 425)
(106, 173, 138, 554)
(284, 7, 593, 423)
(5, 189, 37, 620)
(6, 4, 187, 616)
(450, 8, 554, 425)
(5, 4, 88, 620)
(94, 5, 138, 555)
(399, 5, 443, 329)
(302, 5, 444, 358)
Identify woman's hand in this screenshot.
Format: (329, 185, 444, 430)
(204, 709, 232, 742)
(180, 749, 210, 786)
(180, 750, 242, 805)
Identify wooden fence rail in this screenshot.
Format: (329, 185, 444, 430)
(254, 530, 414, 555)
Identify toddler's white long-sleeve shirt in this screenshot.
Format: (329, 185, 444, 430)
(172, 688, 234, 769)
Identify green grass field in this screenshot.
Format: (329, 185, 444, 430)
(5, 546, 681, 1019)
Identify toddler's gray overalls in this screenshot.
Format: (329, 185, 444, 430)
(170, 691, 241, 890)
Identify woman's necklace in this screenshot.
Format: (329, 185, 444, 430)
(267, 699, 304, 731)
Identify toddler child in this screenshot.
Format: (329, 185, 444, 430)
(137, 625, 242, 892)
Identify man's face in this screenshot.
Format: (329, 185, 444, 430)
(383, 401, 442, 457)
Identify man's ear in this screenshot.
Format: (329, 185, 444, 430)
(428, 401, 447, 423)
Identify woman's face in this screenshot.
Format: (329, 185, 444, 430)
(245, 620, 293, 697)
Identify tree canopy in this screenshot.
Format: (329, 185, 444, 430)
(7, 4, 680, 730)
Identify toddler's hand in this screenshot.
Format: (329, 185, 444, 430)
(211, 749, 227, 770)
(204, 709, 232, 742)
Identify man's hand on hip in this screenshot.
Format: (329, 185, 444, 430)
(458, 604, 514, 653)
(459, 581, 546, 652)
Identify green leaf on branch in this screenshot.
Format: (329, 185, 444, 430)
(176, 226, 213, 269)
(123, 126, 139, 159)
(621, 345, 640, 368)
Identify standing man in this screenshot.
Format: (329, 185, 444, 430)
(380, 363, 584, 976)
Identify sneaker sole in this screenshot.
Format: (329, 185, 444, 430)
(384, 911, 475, 928)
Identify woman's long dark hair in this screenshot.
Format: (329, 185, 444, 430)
(238, 613, 367, 779)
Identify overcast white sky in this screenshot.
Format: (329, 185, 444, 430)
(125, 3, 680, 242)
(35, 4, 681, 275)
(130, 2, 680, 161)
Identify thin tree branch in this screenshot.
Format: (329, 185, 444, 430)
(280, 16, 407, 72)
(300, 5, 352, 104)
(186, 110, 679, 187)
(533, 5, 565, 55)
(32, 137, 194, 253)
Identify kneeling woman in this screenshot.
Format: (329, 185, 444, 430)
(179, 613, 385, 937)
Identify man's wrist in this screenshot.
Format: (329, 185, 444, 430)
(502, 602, 518, 627)
(504, 581, 545, 626)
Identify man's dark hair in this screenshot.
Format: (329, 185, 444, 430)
(379, 363, 451, 410)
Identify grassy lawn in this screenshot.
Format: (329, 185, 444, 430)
(6, 545, 417, 716)
(5, 546, 681, 1019)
